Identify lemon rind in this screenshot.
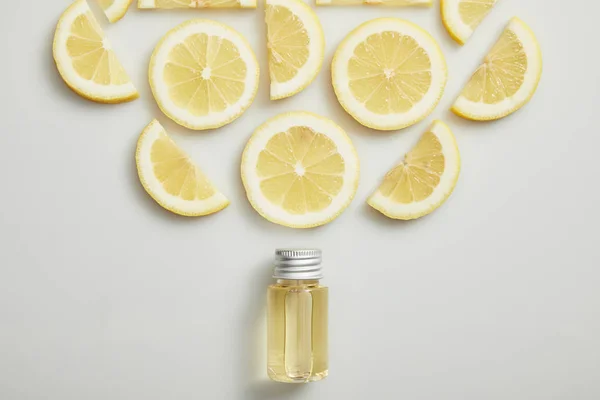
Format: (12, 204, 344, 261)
(136, 119, 230, 217)
(101, 0, 134, 23)
(440, 0, 497, 45)
(267, 0, 325, 100)
(368, 120, 461, 220)
(451, 17, 543, 121)
(332, 18, 447, 131)
(316, 0, 431, 6)
(241, 112, 360, 228)
(53, 0, 139, 104)
(149, 19, 260, 130)
(138, 0, 257, 8)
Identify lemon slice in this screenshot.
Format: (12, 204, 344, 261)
(441, 0, 498, 45)
(452, 17, 542, 121)
(332, 18, 447, 131)
(368, 121, 460, 220)
(136, 120, 230, 216)
(53, 0, 138, 103)
(316, 0, 431, 6)
(97, 0, 134, 23)
(138, 0, 257, 8)
(241, 112, 360, 228)
(266, 0, 325, 100)
(149, 20, 259, 130)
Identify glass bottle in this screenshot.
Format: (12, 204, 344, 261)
(267, 249, 329, 383)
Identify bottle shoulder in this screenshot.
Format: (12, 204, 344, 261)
(268, 282, 328, 292)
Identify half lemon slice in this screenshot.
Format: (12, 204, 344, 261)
(452, 17, 542, 121)
(266, 0, 325, 100)
(138, 0, 257, 8)
(441, 0, 498, 45)
(53, 0, 138, 103)
(332, 18, 447, 131)
(149, 19, 259, 130)
(368, 121, 460, 220)
(97, 0, 134, 23)
(136, 120, 229, 216)
(241, 112, 360, 228)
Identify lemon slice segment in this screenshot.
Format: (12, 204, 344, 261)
(368, 121, 460, 220)
(97, 0, 134, 23)
(136, 120, 229, 216)
(452, 17, 542, 121)
(266, 0, 325, 100)
(316, 0, 431, 6)
(441, 0, 498, 44)
(53, 0, 138, 103)
(138, 0, 257, 8)
(332, 18, 447, 131)
(149, 20, 259, 130)
(241, 112, 360, 228)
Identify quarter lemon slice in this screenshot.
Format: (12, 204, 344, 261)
(441, 0, 498, 45)
(97, 0, 134, 23)
(266, 0, 325, 100)
(332, 18, 447, 131)
(368, 121, 460, 220)
(316, 0, 431, 6)
(53, 0, 138, 103)
(241, 112, 360, 228)
(452, 17, 542, 121)
(136, 120, 229, 216)
(138, 0, 257, 8)
(149, 20, 259, 130)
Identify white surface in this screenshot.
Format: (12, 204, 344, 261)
(0, 1, 598, 399)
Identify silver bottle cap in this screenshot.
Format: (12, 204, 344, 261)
(273, 249, 323, 280)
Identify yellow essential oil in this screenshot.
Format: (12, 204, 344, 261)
(267, 249, 329, 383)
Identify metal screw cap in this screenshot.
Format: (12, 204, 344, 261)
(273, 249, 323, 280)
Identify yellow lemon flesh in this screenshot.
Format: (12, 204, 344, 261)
(97, 0, 134, 23)
(53, 0, 138, 103)
(242, 112, 360, 228)
(317, 0, 430, 5)
(266, 0, 325, 100)
(136, 120, 229, 216)
(452, 17, 542, 121)
(441, 0, 498, 44)
(368, 121, 460, 220)
(332, 18, 447, 131)
(138, 0, 256, 8)
(149, 20, 259, 130)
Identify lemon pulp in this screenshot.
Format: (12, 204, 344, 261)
(154, 0, 241, 6)
(462, 29, 527, 104)
(379, 132, 444, 203)
(138, 0, 255, 8)
(66, 12, 130, 85)
(150, 133, 216, 201)
(317, 0, 431, 5)
(266, 5, 310, 83)
(257, 127, 345, 214)
(348, 32, 432, 114)
(164, 34, 247, 116)
(458, 0, 496, 29)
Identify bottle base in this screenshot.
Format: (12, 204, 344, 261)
(267, 369, 328, 383)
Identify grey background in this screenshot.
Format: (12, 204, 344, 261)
(1, 0, 599, 399)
